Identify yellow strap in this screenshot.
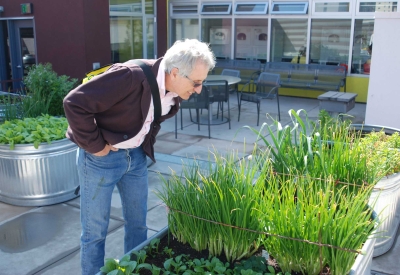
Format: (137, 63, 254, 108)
(82, 64, 113, 84)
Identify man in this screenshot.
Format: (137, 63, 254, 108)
(63, 39, 215, 275)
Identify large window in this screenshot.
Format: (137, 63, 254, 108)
(169, 0, 398, 76)
(109, 0, 155, 62)
(171, 19, 199, 41)
(202, 19, 233, 59)
(351, 19, 374, 74)
(309, 19, 351, 65)
(235, 19, 268, 62)
(110, 17, 143, 62)
(270, 19, 308, 62)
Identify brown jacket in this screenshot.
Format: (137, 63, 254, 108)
(63, 58, 180, 162)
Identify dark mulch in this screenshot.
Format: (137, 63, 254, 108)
(136, 231, 315, 275)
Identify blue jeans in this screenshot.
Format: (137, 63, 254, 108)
(77, 146, 148, 275)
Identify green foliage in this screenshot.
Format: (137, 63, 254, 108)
(0, 114, 68, 149)
(240, 109, 380, 274)
(22, 63, 77, 117)
(357, 131, 400, 176)
(101, 254, 152, 275)
(101, 240, 293, 275)
(157, 150, 269, 262)
(259, 173, 376, 275)
(0, 93, 24, 121)
(145, 238, 161, 257)
(234, 256, 267, 274)
(245, 109, 382, 188)
(232, 257, 291, 275)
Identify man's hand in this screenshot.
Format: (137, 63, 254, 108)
(93, 144, 119, 156)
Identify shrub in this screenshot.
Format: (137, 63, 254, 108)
(22, 63, 77, 117)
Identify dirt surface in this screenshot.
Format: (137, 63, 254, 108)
(136, 231, 312, 275)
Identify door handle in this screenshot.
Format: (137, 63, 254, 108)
(16, 65, 22, 68)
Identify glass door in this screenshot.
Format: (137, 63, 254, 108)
(0, 19, 36, 92)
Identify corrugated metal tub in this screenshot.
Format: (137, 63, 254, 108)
(0, 138, 79, 206)
(351, 124, 400, 257)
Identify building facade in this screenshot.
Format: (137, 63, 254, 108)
(168, 0, 398, 102)
(0, 0, 167, 92)
(0, 0, 398, 102)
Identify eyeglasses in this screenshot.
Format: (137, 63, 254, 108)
(184, 75, 204, 88)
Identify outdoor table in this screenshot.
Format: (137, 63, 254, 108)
(191, 75, 241, 125)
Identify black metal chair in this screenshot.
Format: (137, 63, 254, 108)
(204, 80, 231, 129)
(221, 69, 240, 94)
(238, 72, 281, 126)
(175, 85, 212, 139)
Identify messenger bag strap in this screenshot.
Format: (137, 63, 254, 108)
(130, 60, 162, 121)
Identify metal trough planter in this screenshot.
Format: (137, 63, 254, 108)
(369, 172, 400, 257)
(0, 138, 79, 206)
(351, 124, 400, 257)
(100, 225, 375, 275)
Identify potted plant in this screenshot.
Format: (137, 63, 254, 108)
(99, 146, 378, 275)
(0, 63, 79, 206)
(98, 110, 381, 275)
(350, 124, 400, 257)
(246, 109, 398, 259)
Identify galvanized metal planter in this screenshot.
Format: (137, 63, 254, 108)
(100, 225, 374, 275)
(0, 138, 79, 206)
(352, 124, 400, 257)
(369, 173, 400, 257)
(349, 235, 376, 275)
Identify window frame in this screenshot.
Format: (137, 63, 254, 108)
(356, 0, 398, 15)
(270, 1, 309, 15)
(200, 3, 232, 15)
(234, 2, 269, 15)
(170, 3, 199, 16)
(312, 0, 352, 16)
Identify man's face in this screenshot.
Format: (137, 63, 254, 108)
(170, 61, 209, 100)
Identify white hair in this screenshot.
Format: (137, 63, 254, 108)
(163, 39, 216, 77)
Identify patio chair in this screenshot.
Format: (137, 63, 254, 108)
(205, 80, 231, 129)
(175, 85, 212, 139)
(238, 72, 281, 126)
(221, 69, 240, 94)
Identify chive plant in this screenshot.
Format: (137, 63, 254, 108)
(245, 109, 382, 190)
(243, 109, 381, 273)
(157, 150, 270, 262)
(259, 172, 377, 275)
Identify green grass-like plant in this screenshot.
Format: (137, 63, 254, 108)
(152, 109, 383, 274)
(245, 109, 382, 188)
(157, 150, 270, 262)
(259, 172, 377, 275)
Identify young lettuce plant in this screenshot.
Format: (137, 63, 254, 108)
(0, 114, 68, 149)
(100, 253, 152, 275)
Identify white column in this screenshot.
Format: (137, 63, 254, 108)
(365, 12, 400, 129)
